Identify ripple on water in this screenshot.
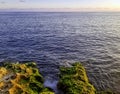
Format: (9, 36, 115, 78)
(0, 12, 120, 93)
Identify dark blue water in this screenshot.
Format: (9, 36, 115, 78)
(0, 12, 120, 93)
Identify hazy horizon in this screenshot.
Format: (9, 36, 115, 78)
(0, 8, 120, 12)
(0, 0, 120, 12)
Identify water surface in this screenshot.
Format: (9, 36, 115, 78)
(0, 12, 120, 93)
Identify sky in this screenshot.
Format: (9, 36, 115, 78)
(0, 0, 120, 11)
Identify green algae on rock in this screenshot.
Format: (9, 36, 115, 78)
(58, 62, 96, 94)
(0, 62, 54, 94)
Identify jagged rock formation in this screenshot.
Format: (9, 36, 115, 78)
(0, 62, 54, 94)
(0, 62, 114, 94)
(57, 62, 96, 94)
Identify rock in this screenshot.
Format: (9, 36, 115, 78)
(0, 62, 54, 94)
(57, 62, 96, 94)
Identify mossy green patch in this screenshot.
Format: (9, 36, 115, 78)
(58, 62, 96, 94)
(40, 88, 55, 94)
(0, 62, 54, 94)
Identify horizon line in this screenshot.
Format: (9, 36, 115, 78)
(0, 8, 120, 12)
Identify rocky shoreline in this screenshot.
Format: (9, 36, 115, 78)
(0, 62, 114, 94)
(58, 63, 96, 94)
(0, 62, 54, 94)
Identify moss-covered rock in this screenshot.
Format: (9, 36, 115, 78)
(58, 62, 96, 94)
(0, 62, 115, 94)
(40, 88, 55, 94)
(0, 62, 54, 94)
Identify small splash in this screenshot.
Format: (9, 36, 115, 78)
(44, 78, 58, 93)
(44, 78, 63, 94)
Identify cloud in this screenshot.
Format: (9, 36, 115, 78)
(19, 0, 26, 3)
(1, 1, 5, 4)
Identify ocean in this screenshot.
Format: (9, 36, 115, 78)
(0, 12, 120, 93)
